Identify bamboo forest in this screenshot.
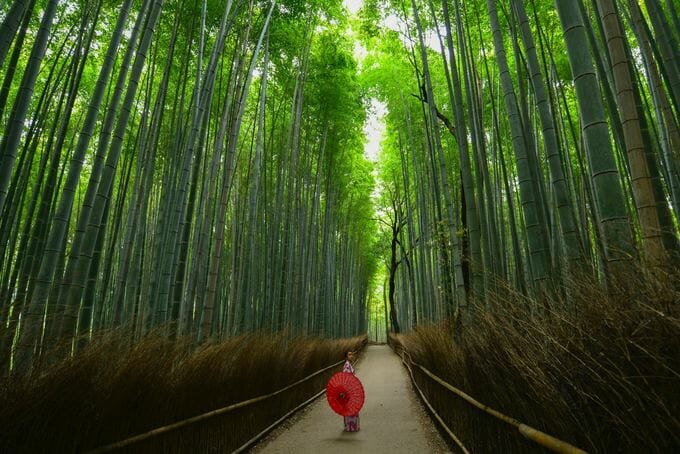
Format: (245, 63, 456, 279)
(0, 0, 678, 452)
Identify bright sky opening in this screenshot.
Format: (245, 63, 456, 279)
(343, 0, 363, 15)
(364, 98, 386, 163)
(342, 0, 385, 166)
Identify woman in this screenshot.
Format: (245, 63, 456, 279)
(342, 351, 360, 432)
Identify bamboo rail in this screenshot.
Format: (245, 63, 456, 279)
(394, 344, 588, 454)
(398, 351, 470, 453)
(88, 359, 344, 453)
(232, 387, 327, 453)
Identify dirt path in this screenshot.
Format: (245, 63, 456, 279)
(251, 344, 451, 453)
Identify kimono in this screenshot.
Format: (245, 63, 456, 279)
(342, 360, 360, 432)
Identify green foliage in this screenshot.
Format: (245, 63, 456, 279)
(2, 0, 679, 375)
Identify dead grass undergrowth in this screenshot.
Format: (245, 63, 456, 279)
(0, 331, 366, 453)
(392, 269, 679, 453)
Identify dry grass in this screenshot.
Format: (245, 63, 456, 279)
(0, 330, 366, 453)
(392, 268, 679, 453)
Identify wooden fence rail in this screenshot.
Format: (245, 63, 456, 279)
(88, 360, 345, 453)
(392, 342, 588, 454)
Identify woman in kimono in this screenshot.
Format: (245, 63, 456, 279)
(342, 351, 360, 432)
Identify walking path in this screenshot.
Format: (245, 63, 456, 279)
(252, 344, 451, 453)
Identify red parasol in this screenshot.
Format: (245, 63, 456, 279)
(326, 372, 365, 416)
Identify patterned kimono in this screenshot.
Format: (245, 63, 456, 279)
(342, 360, 360, 432)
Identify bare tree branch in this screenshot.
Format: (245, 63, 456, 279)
(411, 84, 457, 139)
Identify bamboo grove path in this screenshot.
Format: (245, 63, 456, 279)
(252, 345, 451, 453)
